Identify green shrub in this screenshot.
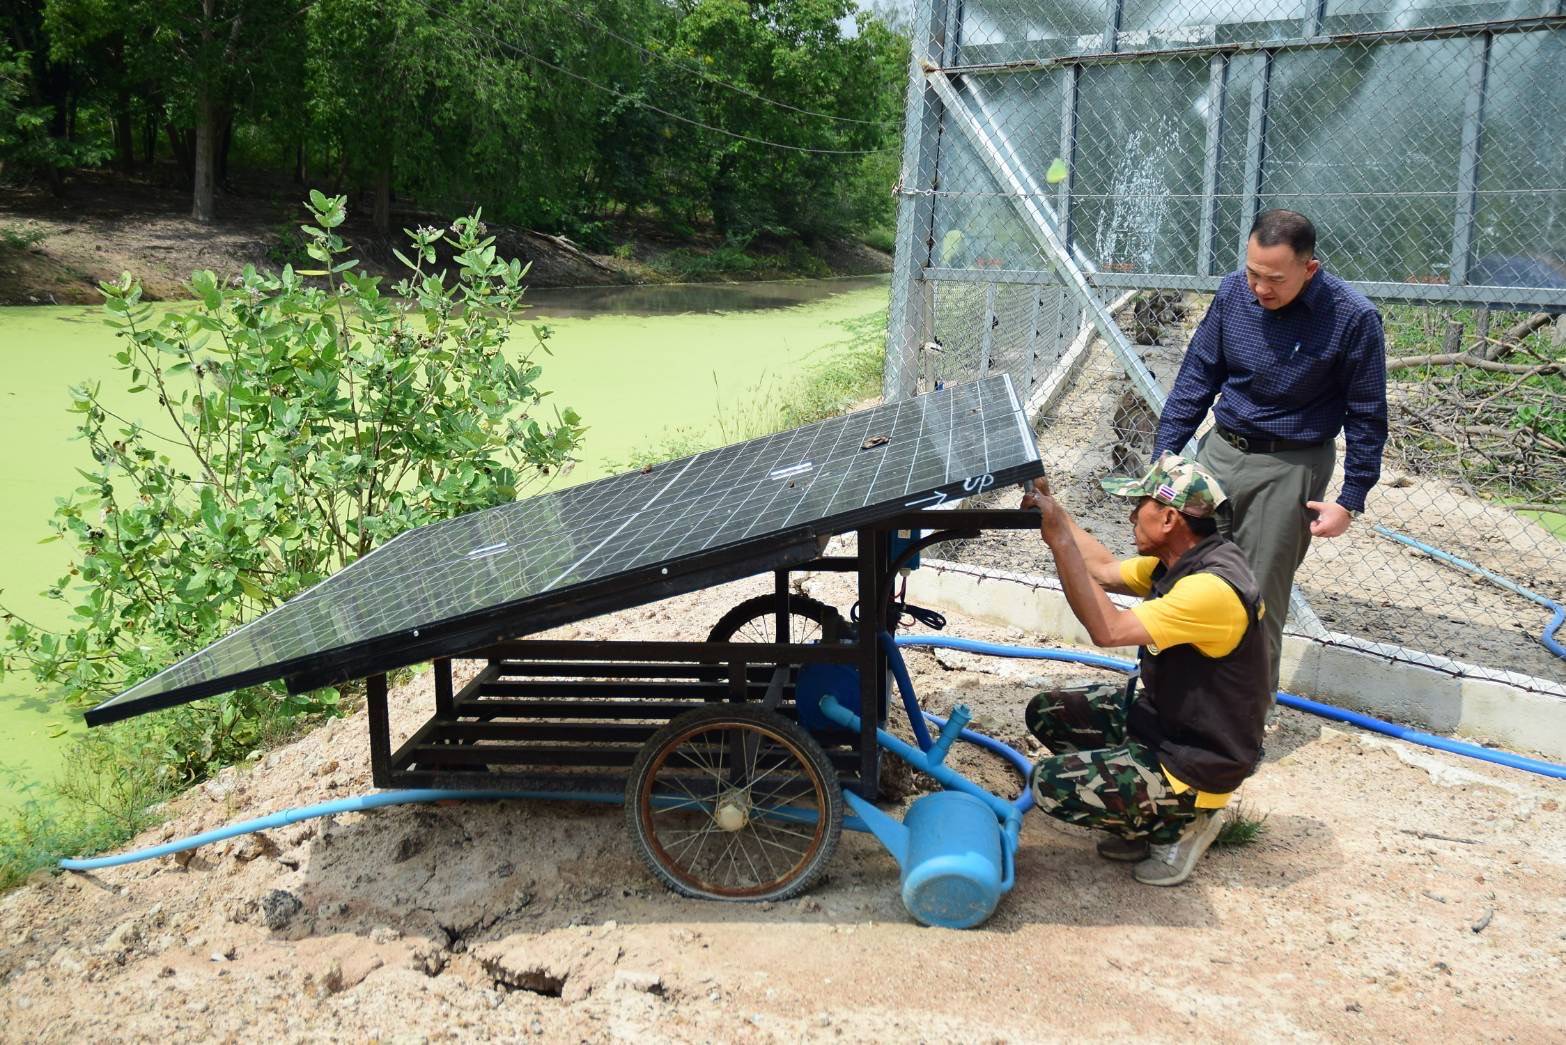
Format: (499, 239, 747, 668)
(264, 221, 312, 268)
(663, 241, 763, 281)
(0, 191, 583, 811)
(862, 227, 896, 254)
(0, 222, 47, 251)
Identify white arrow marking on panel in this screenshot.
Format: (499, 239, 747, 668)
(904, 490, 949, 509)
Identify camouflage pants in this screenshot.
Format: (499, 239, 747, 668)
(1026, 681, 1198, 845)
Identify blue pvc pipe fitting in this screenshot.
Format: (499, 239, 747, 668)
(926, 703, 972, 767)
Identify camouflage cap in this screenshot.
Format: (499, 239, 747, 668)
(1100, 451, 1227, 518)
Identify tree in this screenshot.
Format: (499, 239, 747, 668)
(0, 193, 584, 767)
(616, 0, 905, 239)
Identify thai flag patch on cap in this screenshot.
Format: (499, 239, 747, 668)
(1157, 483, 1178, 502)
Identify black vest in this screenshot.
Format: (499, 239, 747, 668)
(1125, 534, 1272, 794)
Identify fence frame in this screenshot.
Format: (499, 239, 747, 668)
(885, 0, 1566, 653)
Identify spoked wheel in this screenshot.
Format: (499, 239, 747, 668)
(626, 704, 843, 902)
(706, 594, 847, 645)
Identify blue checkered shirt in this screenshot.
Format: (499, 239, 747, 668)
(1153, 268, 1388, 512)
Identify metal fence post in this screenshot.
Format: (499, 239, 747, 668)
(1303, 0, 1329, 38)
(885, 0, 952, 403)
(1237, 50, 1273, 268)
(1059, 64, 1080, 253)
(1198, 53, 1229, 277)
(1449, 32, 1492, 289)
(1103, 0, 1124, 53)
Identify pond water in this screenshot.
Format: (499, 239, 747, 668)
(0, 275, 890, 807)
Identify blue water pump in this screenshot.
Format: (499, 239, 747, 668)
(816, 694, 1020, 930)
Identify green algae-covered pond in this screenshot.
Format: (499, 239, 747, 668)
(0, 276, 890, 807)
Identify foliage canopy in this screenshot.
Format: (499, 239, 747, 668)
(1, 0, 908, 239)
(0, 192, 582, 772)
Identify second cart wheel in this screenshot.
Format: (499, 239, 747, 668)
(706, 594, 846, 645)
(626, 704, 843, 902)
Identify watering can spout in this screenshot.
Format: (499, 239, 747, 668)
(841, 791, 909, 866)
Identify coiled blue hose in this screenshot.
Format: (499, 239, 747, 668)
(1373, 524, 1566, 660)
(894, 635, 1566, 781)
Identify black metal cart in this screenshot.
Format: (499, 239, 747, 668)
(85, 377, 1045, 904)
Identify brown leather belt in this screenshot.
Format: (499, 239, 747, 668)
(1216, 426, 1324, 453)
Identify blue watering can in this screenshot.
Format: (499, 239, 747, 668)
(816, 695, 1021, 929)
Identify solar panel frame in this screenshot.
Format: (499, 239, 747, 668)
(86, 376, 1042, 727)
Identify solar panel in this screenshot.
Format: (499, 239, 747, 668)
(87, 375, 1041, 725)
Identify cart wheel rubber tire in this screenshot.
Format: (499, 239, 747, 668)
(626, 704, 843, 902)
(706, 594, 846, 645)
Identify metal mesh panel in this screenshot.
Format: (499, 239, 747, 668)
(887, 0, 1566, 687)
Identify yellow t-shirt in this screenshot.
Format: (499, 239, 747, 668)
(1118, 556, 1257, 809)
(1118, 557, 1249, 658)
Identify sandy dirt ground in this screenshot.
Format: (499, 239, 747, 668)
(2, 568, 1562, 1043)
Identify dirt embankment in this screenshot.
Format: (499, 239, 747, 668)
(1, 569, 1562, 1042)
(0, 171, 892, 306)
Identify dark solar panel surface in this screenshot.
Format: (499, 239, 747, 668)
(88, 376, 1041, 724)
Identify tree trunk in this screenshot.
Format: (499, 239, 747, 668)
(166, 123, 194, 183)
(293, 143, 307, 185)
(217, 111, 235, 187)
(113, 91, 136, 172)
(191, 86, 217, 222)
(372, 157, 392, 235)
(143, 111, 158, 166)
(190, 0, 218, 222)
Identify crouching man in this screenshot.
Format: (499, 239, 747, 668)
(1020, 453, 1271, 886)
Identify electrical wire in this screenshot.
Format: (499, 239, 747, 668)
(413, 0, 900, 157)
(522, 0, 901, 129)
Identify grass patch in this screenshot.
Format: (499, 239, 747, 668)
(862, 227, 896, 254)
(660, 242, 765, 281)
(1214, 802, 1268, 848)
(605, 425, 713, 474)
(0, 692, 331, 892)
(1518, 507, 1566, 541)
(656, 238, 834, 282)
(0, 222, 48, 251)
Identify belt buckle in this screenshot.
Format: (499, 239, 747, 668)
(1229, 429, 1249, 452)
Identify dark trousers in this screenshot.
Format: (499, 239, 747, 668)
(1197, 430, 1336, 695)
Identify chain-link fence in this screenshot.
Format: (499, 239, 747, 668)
(886, 0, 1566, 689)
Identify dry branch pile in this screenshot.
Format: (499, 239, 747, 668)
(1384, 307, 1565, 505)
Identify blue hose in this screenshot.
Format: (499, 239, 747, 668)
(58, 789, 621, 871)
(893, 634, 1566, 781)
(897, 634, 1138, 674)
(61, 631, 1564, 874)
(880, 632, 935, 751)
(1271, 690, 1566, 779)
(1373, 524, 1566, 660)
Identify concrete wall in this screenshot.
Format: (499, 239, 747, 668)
(909, 558, 1566, 762)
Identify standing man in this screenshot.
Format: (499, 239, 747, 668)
(1154, 209, 1387, 694)
(1021, 456, 1270, 887)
